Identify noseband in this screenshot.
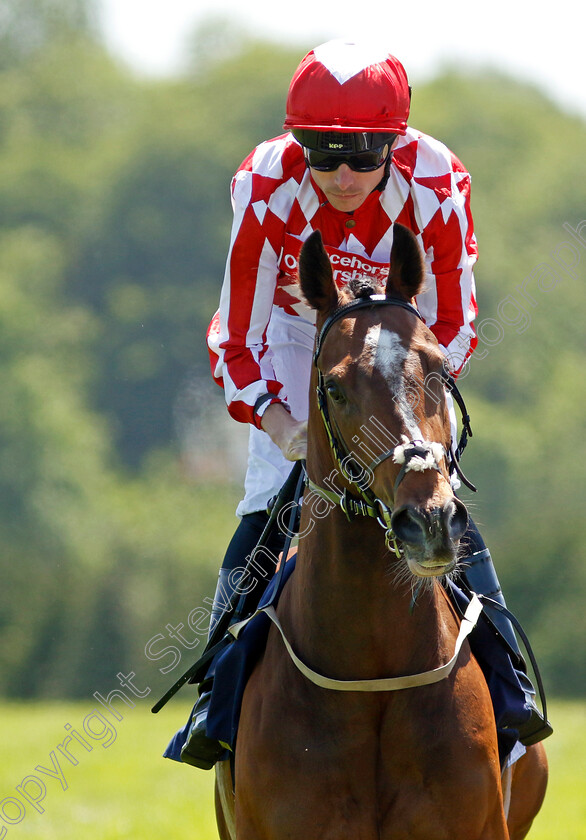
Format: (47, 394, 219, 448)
(308, 294, 474, 552)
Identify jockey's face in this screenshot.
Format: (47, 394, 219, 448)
(310, 163, 385, 212)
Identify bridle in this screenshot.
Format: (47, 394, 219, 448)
(307, 293, 475, 553)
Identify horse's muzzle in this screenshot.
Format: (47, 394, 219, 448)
(391, 498, 469, 577)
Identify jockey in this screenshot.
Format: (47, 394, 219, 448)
(185, 40, 551, 769)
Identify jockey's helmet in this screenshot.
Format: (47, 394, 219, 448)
(284, 40, 411, 138)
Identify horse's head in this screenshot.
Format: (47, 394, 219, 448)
(298, 224, 468, 578)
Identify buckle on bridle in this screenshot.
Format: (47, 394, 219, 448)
(374, 500, 401, 557)
(385, 531, 401, 557)
(340, 488, 375, 522)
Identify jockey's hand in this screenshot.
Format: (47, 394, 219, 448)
(260, 403, 307, 461)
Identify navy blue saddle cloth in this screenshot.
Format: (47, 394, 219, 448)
(165, 558, 529, 767)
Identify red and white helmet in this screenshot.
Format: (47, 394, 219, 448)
(284, 40, 411, 135)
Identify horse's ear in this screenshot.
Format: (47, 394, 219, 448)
(299, 230, 340, 315)
(386, 223, 425, 300)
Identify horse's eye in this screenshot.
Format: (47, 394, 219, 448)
(325, 380, 346, 404)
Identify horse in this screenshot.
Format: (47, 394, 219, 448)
(215, 224, 548, 839)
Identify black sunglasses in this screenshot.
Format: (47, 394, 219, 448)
(303, 143, 392, 173)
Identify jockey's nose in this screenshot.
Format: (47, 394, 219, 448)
(334, 163, 355, 189)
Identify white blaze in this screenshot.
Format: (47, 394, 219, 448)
(365, 324, 422, 439)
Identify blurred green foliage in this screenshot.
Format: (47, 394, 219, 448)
(0, 0, 584, 699)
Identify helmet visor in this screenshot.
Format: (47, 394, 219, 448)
(303, 145, 391, 172)
(292, 129, 397, 172)
(292, 129, 397, 153)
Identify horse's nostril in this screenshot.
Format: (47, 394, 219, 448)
(448, 499, 469, 541)
(391, 501, 469, 547)
(391, 507, 426, 546)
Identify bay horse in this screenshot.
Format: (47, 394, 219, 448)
(215, 225, 548, 839)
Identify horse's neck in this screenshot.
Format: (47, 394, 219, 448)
(286, 506, 452, 682)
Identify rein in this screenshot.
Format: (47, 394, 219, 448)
(310, 294, 474, 552)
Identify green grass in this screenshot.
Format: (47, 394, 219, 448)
(0, 700, 214, 839)
(0, 700, 584, 838)
(528, 700, 586, 839)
